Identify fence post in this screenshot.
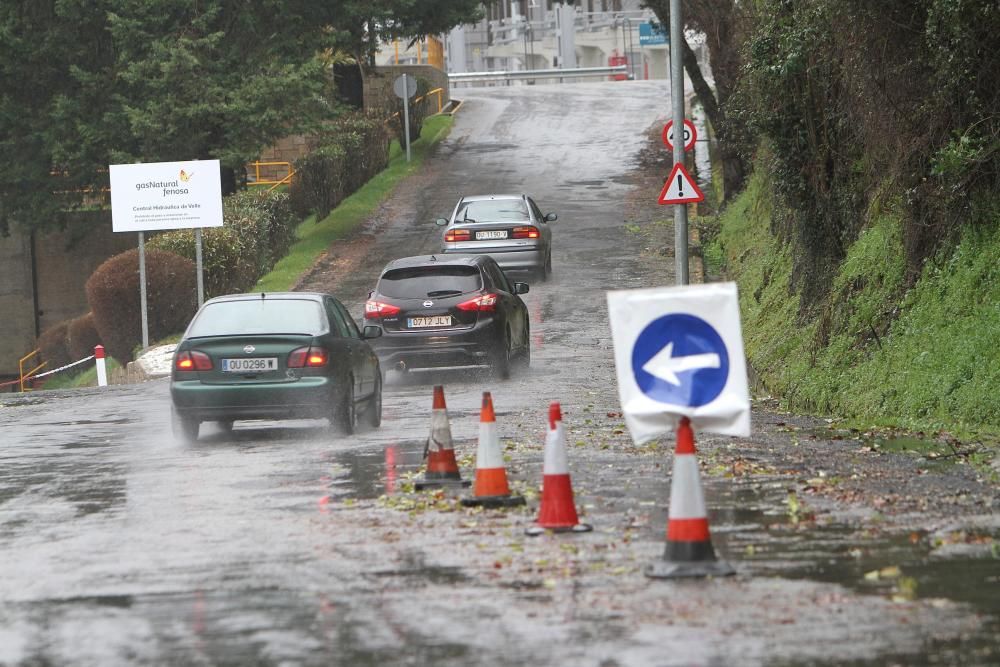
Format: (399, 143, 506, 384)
(95, 345, 108, 387)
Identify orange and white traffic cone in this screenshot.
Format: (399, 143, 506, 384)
(526, 402, 592, 535)
(414, 385, 470, 490)
(461, 392, 525, 508)
(645, 417, 735, 578)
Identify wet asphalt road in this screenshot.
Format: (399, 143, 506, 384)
(2, 81, 999, 666)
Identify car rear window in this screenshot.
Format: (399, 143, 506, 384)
(187, 299, 325, 337)
(456, 199, 529, 223)
(377, 266, 482, 298)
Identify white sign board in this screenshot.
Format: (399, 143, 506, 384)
(607, 282, 750, 442)
(109, 159, 224, 232)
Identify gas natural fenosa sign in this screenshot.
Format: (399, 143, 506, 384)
(109, 159, 224, 232)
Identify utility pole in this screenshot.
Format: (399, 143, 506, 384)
(669, 0, 688, 285)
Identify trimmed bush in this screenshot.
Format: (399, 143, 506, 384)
(289, 112, 390, 219)
(67, 312, 102, 361)
(147, 190, 297, 298)
(86, 248, 197, 364)
(35, 320, 72, 372)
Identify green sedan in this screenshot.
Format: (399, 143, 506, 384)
(170, 292, 383, 442)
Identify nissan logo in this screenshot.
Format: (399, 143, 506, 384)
(244, 345, 256, 354)
(423, 300, 434, 308)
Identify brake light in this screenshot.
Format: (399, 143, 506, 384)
(457, 293, 498, 312)
(512, 226, 540, 239)
(364, 300, 401, 319)
(288, 346, 328, 368)
(175, 350, 212, 371)
(445, 228, 471, 242)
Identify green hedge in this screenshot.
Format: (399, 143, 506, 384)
(147, 189, 298, 298)
(289, 112, 390, 220)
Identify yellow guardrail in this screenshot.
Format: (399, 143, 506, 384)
(19, 349, 45, 392)
(246, 161, 296, 192)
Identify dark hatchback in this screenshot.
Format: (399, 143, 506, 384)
(170, 292, 383, 442)
(364, 254, 531, 378)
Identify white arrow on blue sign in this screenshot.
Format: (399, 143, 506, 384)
(607, 282, 750, 442)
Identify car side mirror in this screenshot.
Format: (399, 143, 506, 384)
(544, 213, 558, 222)
(435, 218, 449, 226)
(513, 282, 529, 295)
(362, 325, 383, 339)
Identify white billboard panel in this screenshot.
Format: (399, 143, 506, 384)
(109, 159, 224, 232)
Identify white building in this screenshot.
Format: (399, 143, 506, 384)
(378, 1, 677, 82)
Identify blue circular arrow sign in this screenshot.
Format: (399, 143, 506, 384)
(630, 313, 729, 407)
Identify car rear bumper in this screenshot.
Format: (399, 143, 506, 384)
(441, 247, 544, 272)
(170, 376, 337, 421)
(370, 325, 501, 371)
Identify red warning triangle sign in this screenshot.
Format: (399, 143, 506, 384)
(658, 162, 704, 205)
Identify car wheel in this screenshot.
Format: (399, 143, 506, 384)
(541, 251, 552, 281)
(367, 372, 383, 428)
(171, 406, 199, 443)
(334, 378, 357, 436)
(518, 323, 531, 368)
(493, 332, 512, 380)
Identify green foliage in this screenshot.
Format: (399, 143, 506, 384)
(147, 190, 297, 298)
(718, 154, 1000, 431)
(288, 113, 391, 220)
(85, 248, 197, 364)
(255, 114, 453, 293)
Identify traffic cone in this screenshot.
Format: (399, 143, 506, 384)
(414, 386, 470, 490)
(461, 392, 526, 508)
(645, 417, 736, 578)
(526, 402, 593, 535)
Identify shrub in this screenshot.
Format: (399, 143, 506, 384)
(35, 320, 72, 372)
(289, 112, 390, 219)
(86, 248, 197, 364)
(147, 190, 297, 298)
(67, 312, 102, 361)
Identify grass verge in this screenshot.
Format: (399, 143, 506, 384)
(253, 114, 454, 292)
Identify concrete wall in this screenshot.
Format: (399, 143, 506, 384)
(0, 212, 134, 376)
(364, 65, 451, 115)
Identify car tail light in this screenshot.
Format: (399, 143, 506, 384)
(288, 346, 328, 368)
(175, 350, 212, 371)
(512, 226, 540, 239)
(445, 228, 471, 242)
(457, 293, 498, 312)
(364, 300, 401, 319)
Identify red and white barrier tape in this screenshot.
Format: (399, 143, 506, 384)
(1, 354, 97, 388)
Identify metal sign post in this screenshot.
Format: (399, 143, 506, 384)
(138, 231, 149, 349)
(195, 227, 204, 306)
(670, 0, 688, 285)
(393, 74, 417, 162)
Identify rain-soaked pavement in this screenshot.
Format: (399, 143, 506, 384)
(2, 81, 998, 666)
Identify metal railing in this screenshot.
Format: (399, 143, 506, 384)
(246, 161, 296, 192)
(18, 349, 45, 392)
(449, 65, 628, 85)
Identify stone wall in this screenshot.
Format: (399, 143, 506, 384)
(364, 65, 451, 116)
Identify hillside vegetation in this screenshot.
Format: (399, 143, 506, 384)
(690, 0, 1000, 437)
